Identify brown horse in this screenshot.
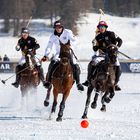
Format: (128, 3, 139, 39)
(20, 52, 40, 97)
(47, 41, 74, 121)
(82, 44, 118, 119)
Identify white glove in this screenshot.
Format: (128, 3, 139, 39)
(15, 45, 20, 51)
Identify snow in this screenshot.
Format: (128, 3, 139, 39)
(0, 13, 140, 139)
(0, 65, 140, 139)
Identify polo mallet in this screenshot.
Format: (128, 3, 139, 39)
(118, 51, 133, 60)
(99, 9, 105, 21)
(93, 9, 105, 45)
(0, 66, 30, 84)
(70, 48, 84, 70)
(26, 16, 32, 28)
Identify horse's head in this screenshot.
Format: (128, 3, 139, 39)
(106, 44, 118, 64)
(59, 40, 71, 65)
(25, 51, 35, 70)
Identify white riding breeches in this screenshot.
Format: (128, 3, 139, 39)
(92, 55, 120, 66)
(18, 56, 41, 66)
(51, 52, 77, 64)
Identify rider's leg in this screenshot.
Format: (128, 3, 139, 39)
(36, 65, 45, 83)
(72, 64, 84, 91)
(12, 65, 22, 88)
(82, 60, 96, 87)
(82, 61, 95, 86)
(115, 65, 122, 91)
(44, 60, 59, 88)
(33, 56, 45, 83)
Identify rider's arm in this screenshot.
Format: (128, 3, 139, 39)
(44, 36, 54, 59)
(15, 39, 21, 51)
(92, 38, 102, 52)
(15, 44, 20, 51)
(115, 35, 123, 47)
(67, 30, 78, 48)
(110, 32, 123, 47)
(33, 39, 40, 50)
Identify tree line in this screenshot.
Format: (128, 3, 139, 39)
(0, 0, 92, 36)
(93, 0, 140, 17)
(0, 0, 140, 36)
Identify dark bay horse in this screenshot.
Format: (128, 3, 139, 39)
(20, 52, 40, 97)
(47, 41, 74, 121)
(82, 44, 118, 119)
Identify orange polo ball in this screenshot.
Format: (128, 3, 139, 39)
(81, 120, 89, 128)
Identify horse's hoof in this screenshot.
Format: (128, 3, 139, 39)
(115, 85, 121, 91)
(91, 102, 97, 109)
(77, 84, 84, 91)
(43, 82, 51, 89)
(104, 97, 111, 103)
(56, 117, 62, 122)
(82, 114, 88, 119)
(100, 105, 106, 112)
(44, 100, 49, 107)
(82, 81, 89, 87)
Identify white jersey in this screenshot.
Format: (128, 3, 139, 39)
(44, 29, 77, 63)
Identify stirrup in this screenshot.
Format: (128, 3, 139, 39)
(77, 83, 84, 91)
(11, 82, 19, 88)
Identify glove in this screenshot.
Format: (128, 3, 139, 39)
(15, 45, 20, 51)
(41, 56, 48, 62)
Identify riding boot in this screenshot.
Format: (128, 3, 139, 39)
(36, 65, 46, 86)
(44, 60, 58, 88)
(115, 66, 122, 91)
(82, 61, 96, 87)
(11, 65, 21, 88)
(73, 64, 84, 91)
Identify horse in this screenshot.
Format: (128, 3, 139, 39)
(45, 41, 74, 121)
(19, 51, 40, 97)
(82, 44, 118, 119)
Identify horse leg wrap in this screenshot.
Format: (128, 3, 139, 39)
(51, 101, 57, 113)
(58, 102, 65, 117)
(109, 92, 115, 99)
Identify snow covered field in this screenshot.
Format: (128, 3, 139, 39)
(0, 64, 140, 140)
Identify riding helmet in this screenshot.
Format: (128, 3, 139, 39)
(21, 27, 29, 34)
(53, 20, 63, 28)
(97, 21, 108, 28)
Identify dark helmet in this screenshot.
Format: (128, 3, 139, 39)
(97, 21, 108, 28)
(53, 20, 63, 28)
(21, 27, 29, 34)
